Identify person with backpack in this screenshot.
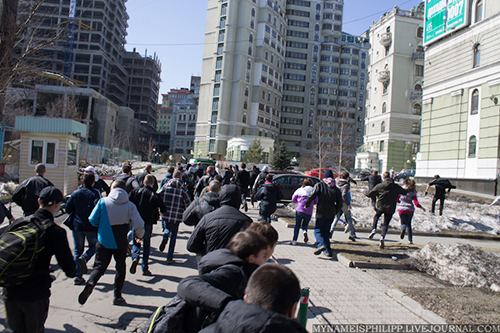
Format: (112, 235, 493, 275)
(112, 162, 140, 194)
(185, 167, 200, 200)
(222, 166, 233, 186)
(233, 163, 251, 212)
(183, 180, 221, 227)
(255, 174, 284, 223)
(424, 175, 456, 216)
(12, 163, 54, 216)
(135, 164, 158, 192)
(84, 166, 110, 197)
(195, 165, 216, 197)
(65, 173, 101, 285)
(129, 175, 167, 276)
(2, 186, 75, 333)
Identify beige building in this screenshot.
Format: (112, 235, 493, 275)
(355, 4, 425, 172)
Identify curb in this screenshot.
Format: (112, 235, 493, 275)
(335, 253, 412, 270)
(387, 288, 447, 324)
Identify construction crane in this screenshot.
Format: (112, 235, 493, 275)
(63, 0, 78, 78)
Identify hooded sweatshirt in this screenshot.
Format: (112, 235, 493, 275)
(304, 177, 342, 219)
(89, 187, 145, 249)
(292, 185, 317, 215)
(397, 185, 422, 214)
(255, 182, 284, 217)
(336, 178, 351, 206)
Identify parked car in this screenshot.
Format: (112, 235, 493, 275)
(394, 169, 416, 181)
(269, 170, 299, 175)
(305, 168, 337, 179)
(272, 174, 320, 200)
(351, 168, 372, 178)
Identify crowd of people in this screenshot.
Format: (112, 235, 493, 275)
(1, 161, 460, 332)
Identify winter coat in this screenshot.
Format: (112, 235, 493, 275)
(159, 178, 192, 224)
(94, 178, 110, 196)
(367, 178, 407, 214)
(135, 170, 158, 192)
(65, 185, 101, 231)
(177, 249, 259, 333)
(200, 300, 308, 333)
(187, 185, 252, 256)
(233, 169, 251, 189)
(249, 168, 260, 190)
(255, 182, 284, 217)
(361, 174, 382, 191)
(428, 177, 455, 197)
(89, 188, 145, 249)
(336, 178, 351, 206)
(3, 209, 76, 302)
(195, 166, 205, 178)
(183, 192, 220, 227)
(252, 165, 270, 192)
(397, 186, 422, 214)
(222, 169, 233, 185)
(113, 173, 140, 193)
(160, 172, 173, 188)
(196, 174, 216, 195)
(292, 186, 318, 215)
(129, 185, 167, 225)
(304, 178, 342, 219)
(12, 175, 54, 216)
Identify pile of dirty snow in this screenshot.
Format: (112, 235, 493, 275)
(0, 182, 17, 196)
(410, 243, 500, 291)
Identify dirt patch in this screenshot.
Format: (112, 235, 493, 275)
(332, 241, 423, 265)
(397, 286, 500, 324)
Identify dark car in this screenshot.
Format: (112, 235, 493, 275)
(269, 170, 299, 175)
(272, 174, 320, 201)
(394, 169, 416, 181)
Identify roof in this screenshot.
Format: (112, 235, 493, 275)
(14, 116, 87, 138)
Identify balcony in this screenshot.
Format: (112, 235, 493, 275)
(379, 32, 392, 46)
(411, 91, 423, 100)
(412, 52, 425, 61)
(377, 70, 390, 83)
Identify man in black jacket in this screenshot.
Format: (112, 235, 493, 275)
(200, 264, 306, 333)
(255, 174, 284, 222)
(195, 165, 216, 197)
(12, 163, 54, 216)
(3, 186, 76, 333)
(366, 171, 407, 248)
(424, 175, 455, 216)
(129, 175, 167, 276)
(249, 165, 260, 207)
(65, 173, 101, 285)
(233, 163, 251, 211)
(135, 164, 158, 192)
(187, 184, 252, 265)
(183, 180, 221, 227)
(304, 169, 342, 257)
(112, 162, 140, 193)
(360, 170, 382, 210)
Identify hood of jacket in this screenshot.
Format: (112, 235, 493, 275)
(323, 177, 336, 187)
(201, 191, 220, 206)
(262, 182, 278, 191)
(108, 188, 129, 204)
(336, 178, 349, 189)
(261, 165, 270, 173)
(294, 185, 313, 197)
(219, 184, 242, 208)
(166, 178, 183, 189)
(198, 248, 249, 275)
(188, 166, 197, 173)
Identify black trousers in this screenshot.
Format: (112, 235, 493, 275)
(4, 297, 49, 333)
(88, 246, 127, 298)
(239, 186, 248, 208)
(431, 195, 445, 215)
(373, 209, 395, 238)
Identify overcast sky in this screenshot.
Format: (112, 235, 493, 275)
(124, 0, 423, 97)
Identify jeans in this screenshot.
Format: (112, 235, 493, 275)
(132, 224, 153, 271)
(162, 219, 179, 260)
(293, 211, 312, 241)
(261, 215, 271, 223)
(373, 209, 396, 239)
(88, 245, 127, 298)
(314, 218, 333, 254)
(4, 298, 49, 333)
(431, 195, 445, 215)
(240, 187, 248, 209)
(399, 213, 413, 242)
(331, 204, 356, 237)
(72, 230, 97, 278)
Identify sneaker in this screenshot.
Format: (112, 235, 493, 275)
(244, 204, 248, 212)
(74, 277, 86, 285)
(379, 239, 385, 249)
(325, 251, 333, 257)
(303, 232, 309, 243)
(400, 228, 406, 240)
(159, 237, 169, 252)
(126, 247, 132, 256)
(78, 284, 94, 305)
(408, 241, 414, 245)
(130, 259, 139, 274)
(344, 224, 349, 233)
(348, 235, 356, 242)
(78, 256, 88, 274)
(290, 241, 297, 245)
(368, 230, 376, 239)
(314, 246, 326, 255)
(166, 259, 175, 265)
(142, 269, 152, 276)
(113, 296, 126, 305)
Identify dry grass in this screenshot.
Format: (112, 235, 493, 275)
(333, 241, 423, 265)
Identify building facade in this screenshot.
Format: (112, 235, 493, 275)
(355, 4, 424, 172)
(416, 0, 500, 194)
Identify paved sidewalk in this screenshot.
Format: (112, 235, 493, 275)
(0, 189, 445, 332)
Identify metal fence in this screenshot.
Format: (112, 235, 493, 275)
(79, 143, 139, 165)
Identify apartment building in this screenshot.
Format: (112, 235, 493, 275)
(355, 4, 424, 172)
(416, 0, 500, 195)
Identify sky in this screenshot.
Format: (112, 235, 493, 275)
(124, 0, 424, 97)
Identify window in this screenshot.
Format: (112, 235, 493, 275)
(415, 65, 424, 76)
(243, 101, 248, 109)
(67, 141, 78, 166)
(412, 142, 419, 154)
(381, 122, 386, 133)
(412, 104, 422, 115)
(242, 114, 247, 123)
(474, 44, 481, 68)
(209, 139, 215, 152)
(210, 125, 217, 137)
(382, 102, 387, 113)
(380, 140, 384, 152)
(30, 139, 58, 166)
(416, 27, 423, 38)
(248, 47, 252, 55)
(251, 8, 255, 17)
(244, 87, 249, 96)
(475, 0, 483, 22)
(471, 89, 480, 115)
(249, 34, 253, 43)
(412, 123, 420, 134)
(469, 136, 477, 158)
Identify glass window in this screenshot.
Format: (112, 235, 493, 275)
(382, 102, 387, 113)
(416, 27, 423, 38)
(476, 0, 483, 22)
(412, 104, 422, 115)
(474, 44, 481, 68)
(412, 123, 421, 134)
(31, 140, 43, 165)
(30, 139, 58, 166)
(471, 89, 480, 115)
(381, 121, 386, 133)
(469, 136, 477, 157)
(67, 142, 77, 166)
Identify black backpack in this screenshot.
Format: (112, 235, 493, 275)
(186, 173, 197, 191)
(142, 295, 189, 333)
(0, 217, 52, 287)
(115, 173, 136, 193)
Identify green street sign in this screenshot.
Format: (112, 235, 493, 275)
(424, 0, 447, 44)
(446, 0, 467, 31)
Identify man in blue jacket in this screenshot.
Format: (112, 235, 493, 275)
(78, 180, 144, 306)
(65, 173, 101, 285)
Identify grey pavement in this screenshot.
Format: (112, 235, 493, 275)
(0, 167, 470, 332)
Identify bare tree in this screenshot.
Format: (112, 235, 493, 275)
(144, 136, 157, 162)
(44, 93, 80, 120)
(331, 112, 356, 172)
(312, 119, 335, 177)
